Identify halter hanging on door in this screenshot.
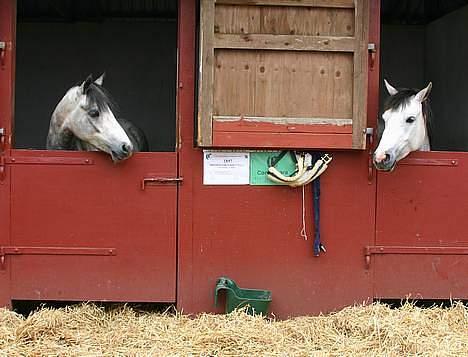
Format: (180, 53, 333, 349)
(267, 151, 332, 187)
(267, 151, 332, 256)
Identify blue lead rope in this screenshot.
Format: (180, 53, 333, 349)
(312, 152, 326, 257)
(313, 174, 321, 256)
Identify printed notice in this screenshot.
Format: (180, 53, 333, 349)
(203, 151, 250, 185)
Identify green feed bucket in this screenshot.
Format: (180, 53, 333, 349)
(214, 277, 272, 315)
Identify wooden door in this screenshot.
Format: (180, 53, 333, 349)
(197, 0, 370, 149)
(0, 0, 179, 305)
(0, 0, 15, 308)
(372, 152, 468, 299)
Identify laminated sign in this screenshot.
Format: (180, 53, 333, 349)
(250, 152, 297, 186)
(203, 151, 250, 185)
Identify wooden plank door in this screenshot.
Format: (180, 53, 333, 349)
(1, 0, 179, 304)
(0, 0, 15, 308)
(372, 152, 468, 299)
(197, 0, 370, 149)
(8, 151, 178, 302)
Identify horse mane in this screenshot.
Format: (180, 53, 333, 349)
(85, 82, 119, 114)
(384, 87, 433, 146)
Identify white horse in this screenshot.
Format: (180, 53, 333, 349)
(373, 79, 433, 171)
(46, 74, 148, 162)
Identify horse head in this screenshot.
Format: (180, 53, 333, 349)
(373, 79, 433, 171)
(47, 74, 134, 162)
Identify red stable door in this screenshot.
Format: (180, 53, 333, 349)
(372, 152, 468, 299)
(0, 1, 179, 305)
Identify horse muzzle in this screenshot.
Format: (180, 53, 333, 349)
(110, 143, 134, 162)
(373, 153, 397, 172)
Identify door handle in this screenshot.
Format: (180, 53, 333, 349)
(141, 177, 183, 190)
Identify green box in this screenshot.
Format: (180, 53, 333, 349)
(250, 151, 296, 185)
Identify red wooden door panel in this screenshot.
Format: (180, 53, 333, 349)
(0, 0, 179, 305)
(373, 151, 468, 299)
(0, 0, 15, 308)
(7, 150, 177, 302)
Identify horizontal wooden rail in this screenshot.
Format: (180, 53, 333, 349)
(364, 245, 468, 269)
(4, 156, 94, 165)
(213, 115, 352, 126)
(0, 246, 116, 270)
(215, 0, 355, 9)
(214, 34, 355, 52)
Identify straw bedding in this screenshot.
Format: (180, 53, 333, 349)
(0, 302, 467, 356)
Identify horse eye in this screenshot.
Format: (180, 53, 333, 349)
(406, 116, 416, 123)
(88, 109, 100, 118)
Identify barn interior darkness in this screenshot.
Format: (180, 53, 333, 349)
(14, 0, 178, 151)
(381, 0, 468, 151)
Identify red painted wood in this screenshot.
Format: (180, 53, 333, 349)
(374, 255, 468, 299)
(375, 151, 468, 298)
(176, 0, 197, 312)
(0, 0, 15, 308)
(213, 120, 353, 134)
(183, 152, 375, 317)
(9, 150, 178, 302)
(213, 131, 353, 149)
(3, 0, 466, 316)
(177, 0, 376, 317)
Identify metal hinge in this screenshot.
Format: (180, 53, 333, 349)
(0, 128, 5, 146)
(0, 128, 6, 181)
(368, 43, 377, 70)
(0, 42, 6, 67)
(366, 128, 374, 184)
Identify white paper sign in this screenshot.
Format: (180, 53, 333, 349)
(203, 151, 250, 185)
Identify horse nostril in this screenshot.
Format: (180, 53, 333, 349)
(384, 154, 391, 163)
(121, 144, 130, 154)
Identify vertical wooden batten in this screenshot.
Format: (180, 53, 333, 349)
(198, 0, 215, 146)
(352, 0, 370, 149)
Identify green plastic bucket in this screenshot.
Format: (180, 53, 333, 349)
(214, 277, 272, 315)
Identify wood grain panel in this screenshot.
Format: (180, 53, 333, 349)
(215, 5, 355, 36)
(198, 0, 216, 146)
(213, 119, 353, 133)
(214, 50, 353, 120)
(214, 34, 356, 52)
(352, 0, 369, 148)
(213, 131, 353, 148)
(198, 0, 370, 149)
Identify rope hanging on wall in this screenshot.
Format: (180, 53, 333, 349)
(267, 151, 332, 256)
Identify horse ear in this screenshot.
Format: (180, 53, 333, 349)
(80, 74, 94, 94)
(415, 82, 432, 102)
(94, 73, 105, 86)
(384, 79, 399, 96)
